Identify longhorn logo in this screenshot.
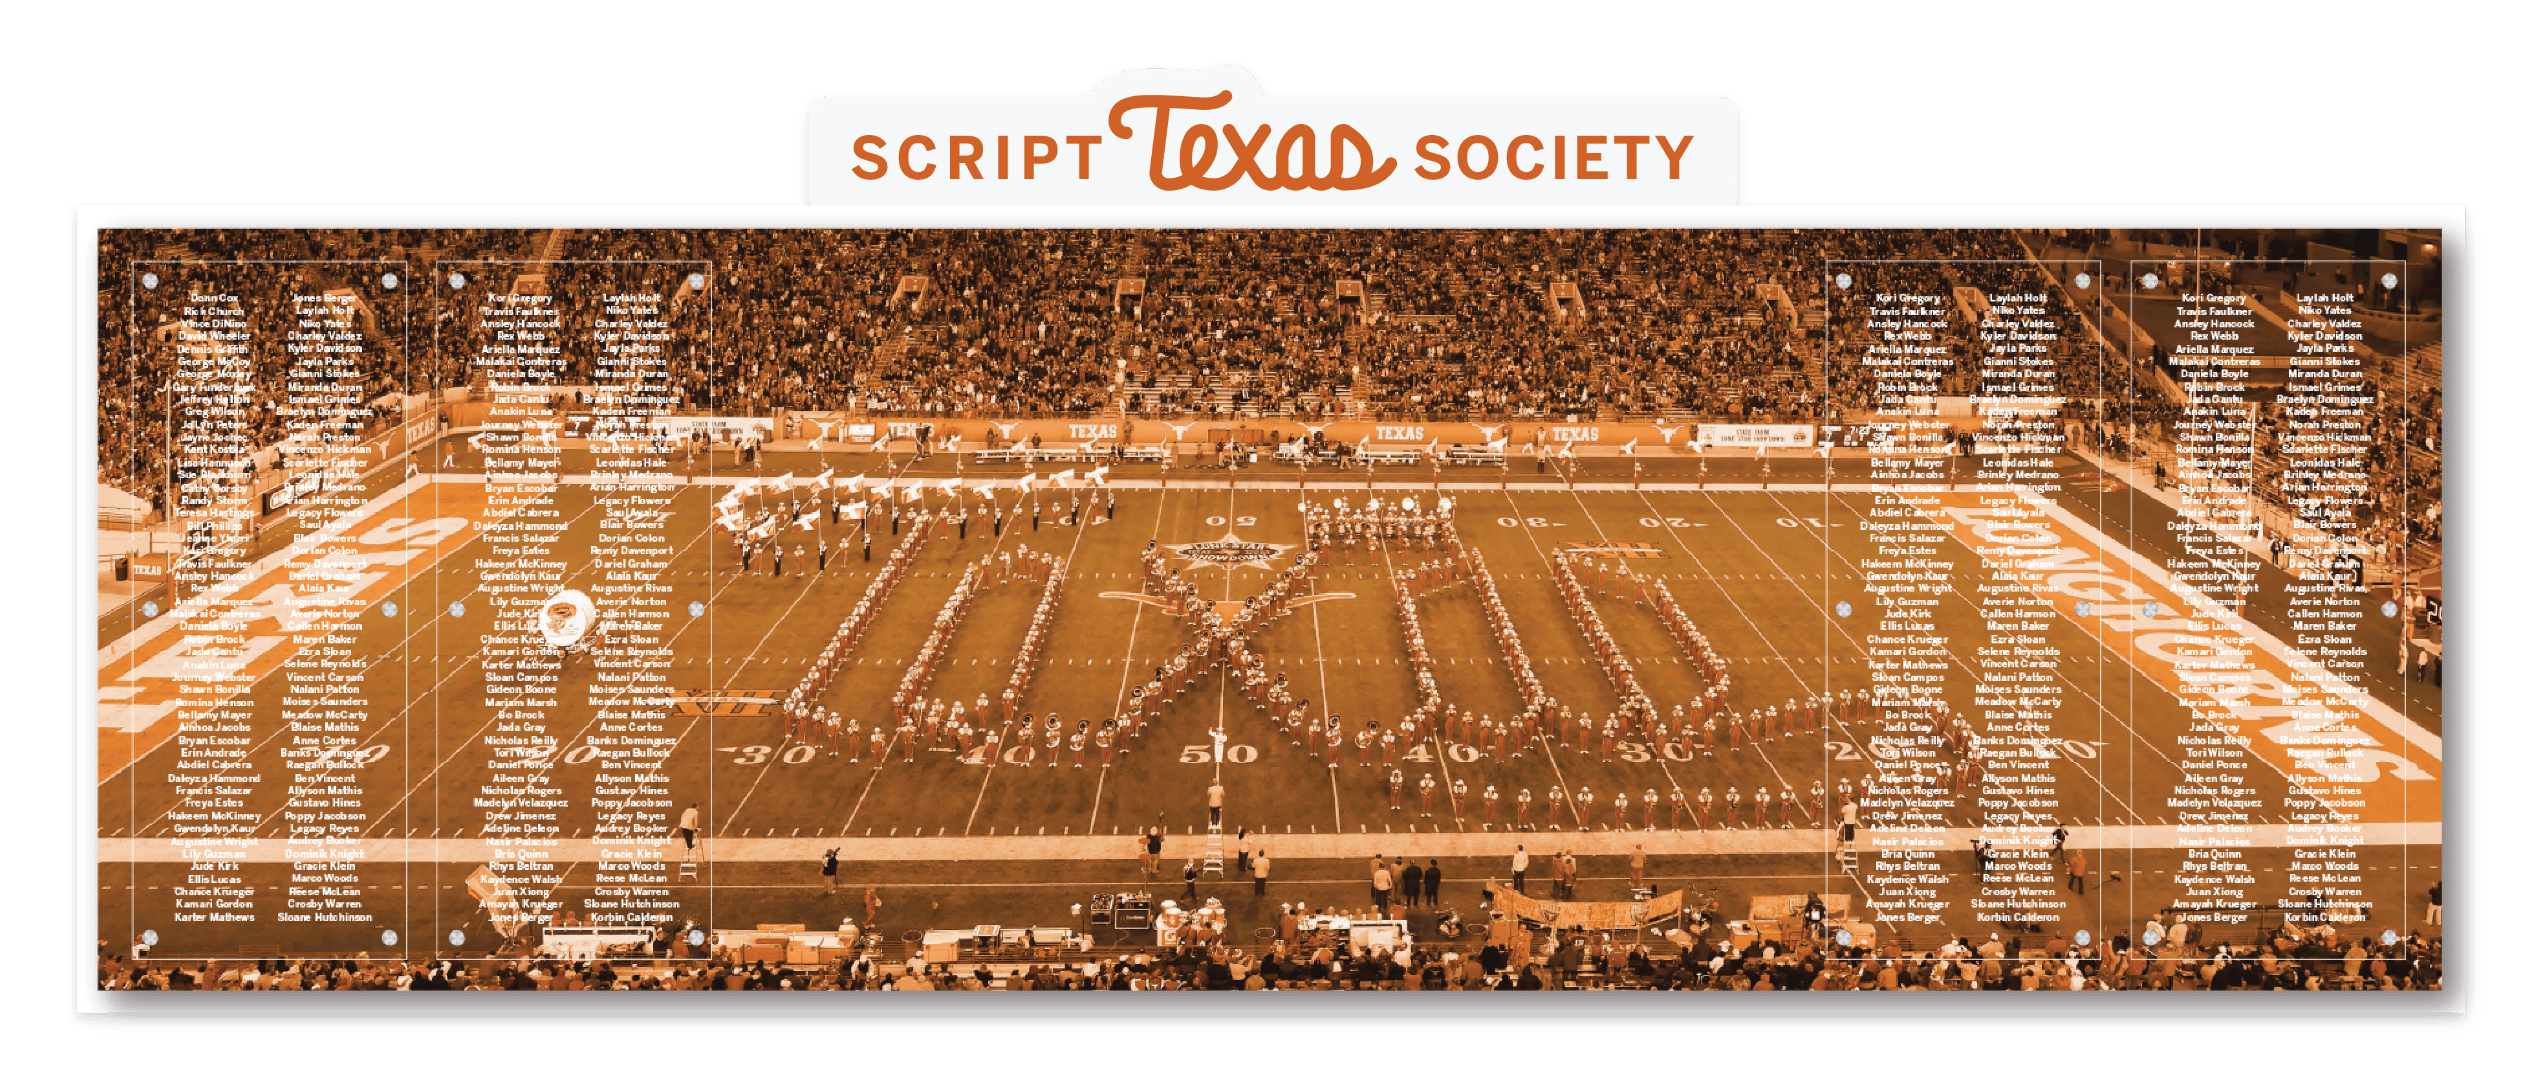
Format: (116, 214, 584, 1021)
(1167, 421, 1199, 441)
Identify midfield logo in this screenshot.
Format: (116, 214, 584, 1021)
(1165, 531, 1294, 572)
(1100, 531, 1354, 621)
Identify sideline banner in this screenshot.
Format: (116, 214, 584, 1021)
(1694, 423, 1816, 449)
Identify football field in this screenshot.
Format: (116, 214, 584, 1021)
(96, 451, 2443, 956)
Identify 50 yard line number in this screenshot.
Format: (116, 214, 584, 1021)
(1179, 743, 1261, 763)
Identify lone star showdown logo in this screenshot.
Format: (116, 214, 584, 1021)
(1100, 529, 1353, 621)
(1163, 530, 1295, 572)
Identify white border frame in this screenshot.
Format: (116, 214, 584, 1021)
(73, 204, 2465, 1013)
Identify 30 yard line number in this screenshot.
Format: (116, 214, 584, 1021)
(720, 744, 818, 765)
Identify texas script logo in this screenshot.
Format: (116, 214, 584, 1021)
(1109, 91, 1396, 192)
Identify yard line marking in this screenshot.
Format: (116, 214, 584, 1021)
(338, 493, 722, 844)
(962, 486, 1094, 835)
(1573, 489, 1834, 835)
(1671, 486, 2131, 889)
(1297, 483, 1348, 836)
(1864, 490, 2294, 820)
(1373, 525, 1465, 832)
(1080, 486, 1174, 838)
(708, 547, 861, 834)
(126, 490, 617, 835)
(1754, 486, 2159, 825)
(1487, 490, 1589, 829)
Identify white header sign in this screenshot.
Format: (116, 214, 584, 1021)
(809, 66, 1738, 207)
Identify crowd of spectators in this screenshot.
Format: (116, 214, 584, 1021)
(2027, 231, 2445, 551)
(96, 227, 540, 502)
(98, 919, 2439, 992)
(94, 227, 2012, 494)
(97, 226, 2444, 555)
